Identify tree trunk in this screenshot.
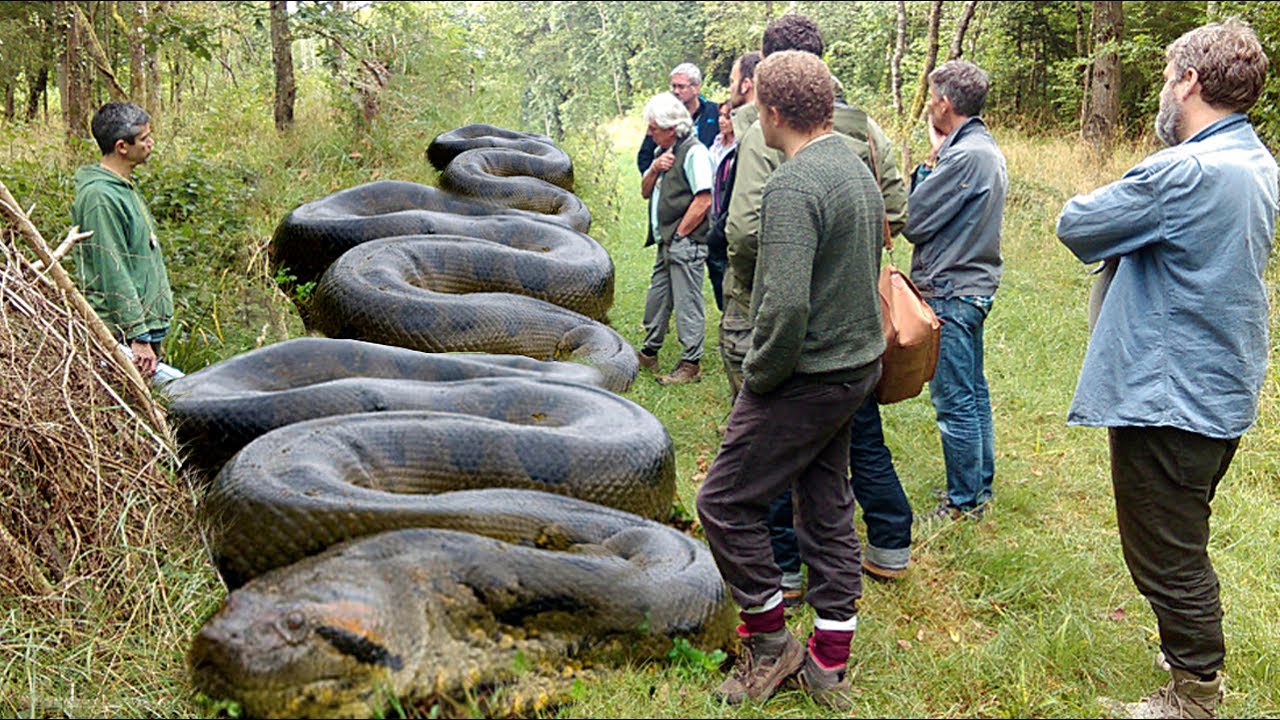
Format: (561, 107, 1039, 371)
(144, 1, 165, 120)
(123, 1, 147, 102)
(1081, 0, 1123, 156)
(891, 0, 906, 117)
(1076, 0, 1091, 132)
(25, 67, 50, 122)
(907, 0, 943, 123)
(270, 0, 296, 132)
(72, 3, 128, 102)
(55, 0, 93, 141)
(948, 0, 979, 61)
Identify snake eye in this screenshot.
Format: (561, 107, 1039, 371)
(283, 611, 306, 633)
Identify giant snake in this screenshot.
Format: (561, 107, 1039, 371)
(171, 125, 733, 717)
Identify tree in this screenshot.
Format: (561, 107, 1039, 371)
(1081, 0, 1122, 155)
(948, 0, 980, 60)
(54, 0, 91, 141)
(270, 0, 295, 132)
(891, 0, 907, 117)
(907, 0, 943, 123)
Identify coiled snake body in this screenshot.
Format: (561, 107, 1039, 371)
(175, 126, 732, 718)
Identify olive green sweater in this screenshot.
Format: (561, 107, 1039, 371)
(743, 135, 886, 394)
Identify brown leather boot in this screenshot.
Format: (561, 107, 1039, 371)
(657, 359, 701, 386)
(637, 349, 659, 372)
(714, 628, 805, 705)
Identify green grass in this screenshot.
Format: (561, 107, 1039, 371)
(3, 97, 1279, 718)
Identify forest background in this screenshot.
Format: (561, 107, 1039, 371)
(1, 1, 1279, 718)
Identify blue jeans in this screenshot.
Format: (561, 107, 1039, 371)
(769, 395, 913, 575)
(926, 296, 995, 511)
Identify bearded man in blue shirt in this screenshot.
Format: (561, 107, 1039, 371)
(1056, 19, 1277, 719)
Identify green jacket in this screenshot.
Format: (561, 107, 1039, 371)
(70, 164, 173, 341)
(744, 135, 886, 394)
(723, 101, 907, 323)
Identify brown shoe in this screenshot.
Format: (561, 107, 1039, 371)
(1112, 669, 1223, 719)
(715, 628, 805, 705)
(795, 649, 856, 712)
(637, 349, 659, 372)
(657, 360, 701, 386)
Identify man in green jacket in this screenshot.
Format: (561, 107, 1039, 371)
(721, 15, 907, 401)
(72, 101, 173, 378)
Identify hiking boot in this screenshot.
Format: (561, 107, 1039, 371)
(715, 628, 805, 705)
(637, 349, 659, 372)
(795, 649, 855, 712)
(657, 360, 701, 386)
(1119, 669, 1223, 719)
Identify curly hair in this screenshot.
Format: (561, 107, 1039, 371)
(762, 14, 823, 58)
(755, 50, 834, 134)
(1166, 18, 1268, 112)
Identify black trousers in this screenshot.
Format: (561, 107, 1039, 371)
(1108, 425, 1240, 676)
(696, 367, 877, 622)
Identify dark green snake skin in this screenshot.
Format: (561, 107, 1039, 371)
(269, 125, 636, 391)
(175, 127, 733, 718)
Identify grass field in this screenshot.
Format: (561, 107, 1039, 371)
(2, 105, 1279, 718)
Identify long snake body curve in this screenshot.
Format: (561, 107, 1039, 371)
(177, 126, 733, 717)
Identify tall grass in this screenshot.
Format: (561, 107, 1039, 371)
(2, 91, 1278, 717)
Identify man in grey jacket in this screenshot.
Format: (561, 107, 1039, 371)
(902, 60, 1007, 523)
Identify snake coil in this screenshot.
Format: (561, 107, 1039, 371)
(172, 126, 732, 718)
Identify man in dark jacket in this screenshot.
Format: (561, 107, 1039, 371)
(71, 101, 173, 378)
(637, 63, 719, 176)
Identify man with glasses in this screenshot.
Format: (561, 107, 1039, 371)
(637, 63, 719, 176)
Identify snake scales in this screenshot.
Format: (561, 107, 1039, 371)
(172, 126, 733, 718)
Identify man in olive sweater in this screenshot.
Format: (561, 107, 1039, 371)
(696, 50, 885, 711)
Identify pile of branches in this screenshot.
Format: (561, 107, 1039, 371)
(0, 182, 194, 615)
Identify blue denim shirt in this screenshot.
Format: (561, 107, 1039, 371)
(1056, 114, 1279, 438)
(903, 116, 1008, 299)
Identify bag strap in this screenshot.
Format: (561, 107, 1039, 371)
(866, 131, 894, 253)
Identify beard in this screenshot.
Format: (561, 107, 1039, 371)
(1154, 89, 1183, 147)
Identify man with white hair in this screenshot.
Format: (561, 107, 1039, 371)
(637, 63, 719, 176)
(636, 92, 714, 386)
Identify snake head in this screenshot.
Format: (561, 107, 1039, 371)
(189, 578, 410, 718)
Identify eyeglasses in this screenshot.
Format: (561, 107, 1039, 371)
(670, 83, 692, 91)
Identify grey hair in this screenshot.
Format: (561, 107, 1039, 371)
(671, 62, 702, 86)
(644, 92, 694, 137)
(929, 60, 990, 117)
(90, 102, 150, 156)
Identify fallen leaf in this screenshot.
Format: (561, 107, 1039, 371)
(1109, 608, 1126, 622)
(896, 639, 911, 650)
(349, 151, 363, 159)
(916, 629, 925, 641)
(948, 627, 961, 643)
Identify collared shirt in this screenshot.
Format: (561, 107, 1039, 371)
(1056, 114, 1279, 438)
(903, 116, 1007, 299)
(650, 138, 713, 242)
